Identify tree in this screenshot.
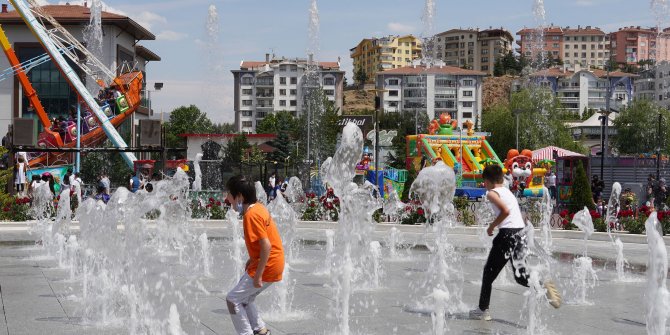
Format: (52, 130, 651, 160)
(568, 161, 595, 213)
(271, 120, 291, 163)
(482, 90, 585, 155)
(300, 89, 341, 163)
(382, 110, 430, 170)
(223, 134, 250, 162)
(242, 144, 266, 166)
(605, 59, 619, 72)
(612, 99, 670, 155)
(212, 122, 236, 134)
(255, 113, 278, 134)
(164, 105, 214, 151)
(354, 66, 368, 86)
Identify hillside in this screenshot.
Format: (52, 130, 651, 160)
(343, 88, 375, 112)
(482, 75, 516, 111)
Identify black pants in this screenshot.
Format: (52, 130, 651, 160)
(478, 228, 529, 311)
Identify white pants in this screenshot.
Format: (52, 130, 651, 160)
(226, 273, 272, 335)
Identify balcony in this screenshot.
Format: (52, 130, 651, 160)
(255, 79, 274, 86)
(256, 93, 274, 98)
(559, 96, 580, 102)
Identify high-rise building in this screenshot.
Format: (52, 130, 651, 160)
(635, 60, 670, 108)
(350, 35, 422, 84)
(375, 65, 486, 123)
(562, 26, 610, 68)
(609, 26, 670, 65)
(433, 28, 513, 75)
(231, 54, 344, 133)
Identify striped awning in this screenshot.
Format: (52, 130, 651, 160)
(532, 146, 585, 161)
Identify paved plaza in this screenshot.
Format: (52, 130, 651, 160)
(0, 222, 661, 335)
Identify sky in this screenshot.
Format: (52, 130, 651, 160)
(42, 0, 670, 123)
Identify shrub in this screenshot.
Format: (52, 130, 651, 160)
(624, 215, 646, 234)
(0, 195, 31, 221)
(400, 201, 426, 225)
(568, 161, 595, 213)
(659, 211, 670, 235)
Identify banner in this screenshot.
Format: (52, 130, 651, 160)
(338, 115, 373, 137)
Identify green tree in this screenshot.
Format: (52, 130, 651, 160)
(223, 134, 251, 162)
(301, 89, 341, 163)
(569, 161, 595, 213)
(242, 144, 266, 166)
(612, 99, 670, 155)
(605, 59, 619, 71)
(354, 66, 368, 86)
(212, 122, 236, 134)
(381, 110, 429, 170)
(164, 105, 214, 151)
(271, 120, 291, 163)
(255, 113, 278, 134)
(482, 90, 585, 155)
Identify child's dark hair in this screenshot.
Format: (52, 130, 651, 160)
(482, 164, 504, 184)
(226, 175, 257, 204)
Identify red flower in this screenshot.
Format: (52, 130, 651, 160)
(215, 201, 222, 206)
(559, 209, 569, 217)
(206, 204, 212, 208)
(333, 198, 340, 204)
(309, 202, 316, 208)
(404, 206, 412, 212)
(569, 213, 575, 220)
(209, 197, 215, 203)
(325, 202, 334, 210)
(417, 208, 425, 216)
(2, 206, 9, 212)
(589, 210, 602, 219)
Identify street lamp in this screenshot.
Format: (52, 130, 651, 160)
(513, 109, 522, 150)
(367, 87, 388, 192)
(657, 112, 664, 181)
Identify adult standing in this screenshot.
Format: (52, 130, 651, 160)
(14, 155, 27, 195)
(591, 175, 604, 204)
(546, 171, 557, 201)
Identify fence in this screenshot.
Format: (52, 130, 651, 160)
(589, 155, 670, 205)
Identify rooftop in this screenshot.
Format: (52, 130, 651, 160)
(239, 59, 340, 71)
(529, 66, 638, 78)
(0, 4, 155, 40)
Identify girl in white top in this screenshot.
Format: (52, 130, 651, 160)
(471, 164, 561, 322)
(14, 156, 27, 195)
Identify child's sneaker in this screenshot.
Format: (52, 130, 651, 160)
(469, 308, 492, 321)
(544, 280, 562, 308)
(253, 328, 271, 335)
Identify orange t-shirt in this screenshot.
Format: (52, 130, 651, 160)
(244, 203, 285, 282)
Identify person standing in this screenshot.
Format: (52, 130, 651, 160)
(225, 175, 284, 335)
(14, 155, 27, 195)
(546, 171, 557, 201)
(591, 175, 604, 204)
(470, 165, 561, 321)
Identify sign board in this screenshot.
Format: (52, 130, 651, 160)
(338, 115, 373, 136)
(12, 118, 35, 146)
(366, 130, 397, 147)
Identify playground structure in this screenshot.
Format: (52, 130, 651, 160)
(355, 149, 408, 199)
(406, 113, 503, 186)
(3, 0, 144, 168)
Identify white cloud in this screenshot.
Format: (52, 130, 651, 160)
(132, 11, 167, 31)
(157, 30, 188, 41)
(151, 79, 234, 123)
(387, 22, 416, 34)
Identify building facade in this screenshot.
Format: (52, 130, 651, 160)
(375, 65, 486, 123)
(527, 66, 636, 116)
(562, 26, 610, 68)
(231, 55, 345, 133)
(433, 28, 513, 75)
(0, 4, 160, 139)
(350, 35, 422, 84)
(634, 60, 670, 108)
(609, 26, 670, 65)
(516, 25, 564, 60)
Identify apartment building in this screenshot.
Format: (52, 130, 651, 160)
(527, 65, 636, 116)
(635, 60, 670, 108)
(562, 26, 610, 68)
(516, 25, 564, 59)
(432, 28, 513, 75)
(375, 65, 486, 123)
(609, 26, 670, 65)
(350, 35, 422, 84)
(231, 54, 344, 133)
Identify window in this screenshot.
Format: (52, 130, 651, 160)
(324, 90, 335, 96)
(468, 42, 474, 47)
(582, 44, 586, 50)
(279, 65, 287, 71)
(462, 101, 473, 107)
(463, 90, 473, 97)
(565, 52, 570, 58)
(242, 111, 252, 117)
(279, 89, 286, 96)
(482, 49, 489, 55)
(553, 51, 558, 56)
(242, 89, 252, 95)
(280, 77, 286, 85)
(290, 100, 297, 107)
(574, 44, 578, 49)
(566, 44, 570, 49)
(242, 121, 252, 128)
(565, 36, 570, 41)
(241, 76, 253, 85)
(581, 36, 586, 41)
(290, 77, 297, 84)
(242, 100, 252, 106)
(388, 79, 399, 85)
(552, 36, 560, 40)
(323, 77, 335, 85)
(553, 43, 559, 48)
(405, 50, 409, 54)
(591, 52, 595, 58)
(290, 65, 298, 72)
(389, 90, 399, 97)
(290, 89, 297, 96)
(280, 100, 286, 106)
(463, 80, 473, 86)
(574, 52, 578, 57)
(462, 112, 473, 118)
(582, 52, 587, 58)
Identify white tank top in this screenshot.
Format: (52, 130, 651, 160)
(489, 187, 525, 229)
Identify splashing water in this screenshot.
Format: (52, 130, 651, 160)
(307, 0, 319, 57)
(268, 193, 300, 266)
(645, 211, 669, 335)
(199, 233, 211, 277)
(420, 0, 436, 67)
(566, 207, 597, 305)
(606, 182, 622, 235)
(82, 0, 103, 93)
(407, 161, 463, 334)
(255, 181, 268, 205)
(367, 241, 383, 289)
(226, 208, 246, 286)
(572, 207, 594, 257)
(322, 123, 380, 335)
(192, 153, 202, 192)
(539, 186, 553, 251)
(387, 227, 403, 260)
(383, 188, 404, 222)
(203, 4, 225, 114)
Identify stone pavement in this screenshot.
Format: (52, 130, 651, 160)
(0, 221, 658, 334)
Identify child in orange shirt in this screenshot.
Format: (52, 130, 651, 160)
(225, 175, 284, 335)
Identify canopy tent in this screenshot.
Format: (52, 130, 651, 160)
(532, 146, 585, 161)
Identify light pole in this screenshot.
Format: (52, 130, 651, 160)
(513, 109, 521, 150)
(657, 112, 663, 181)
(367, 87, 388, 192)
(136, 82, 163, 152)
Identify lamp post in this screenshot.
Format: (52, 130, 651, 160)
(657, 112, 663, 181)
(367, 88, 388, 190)
(136, 82, 163, 152)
